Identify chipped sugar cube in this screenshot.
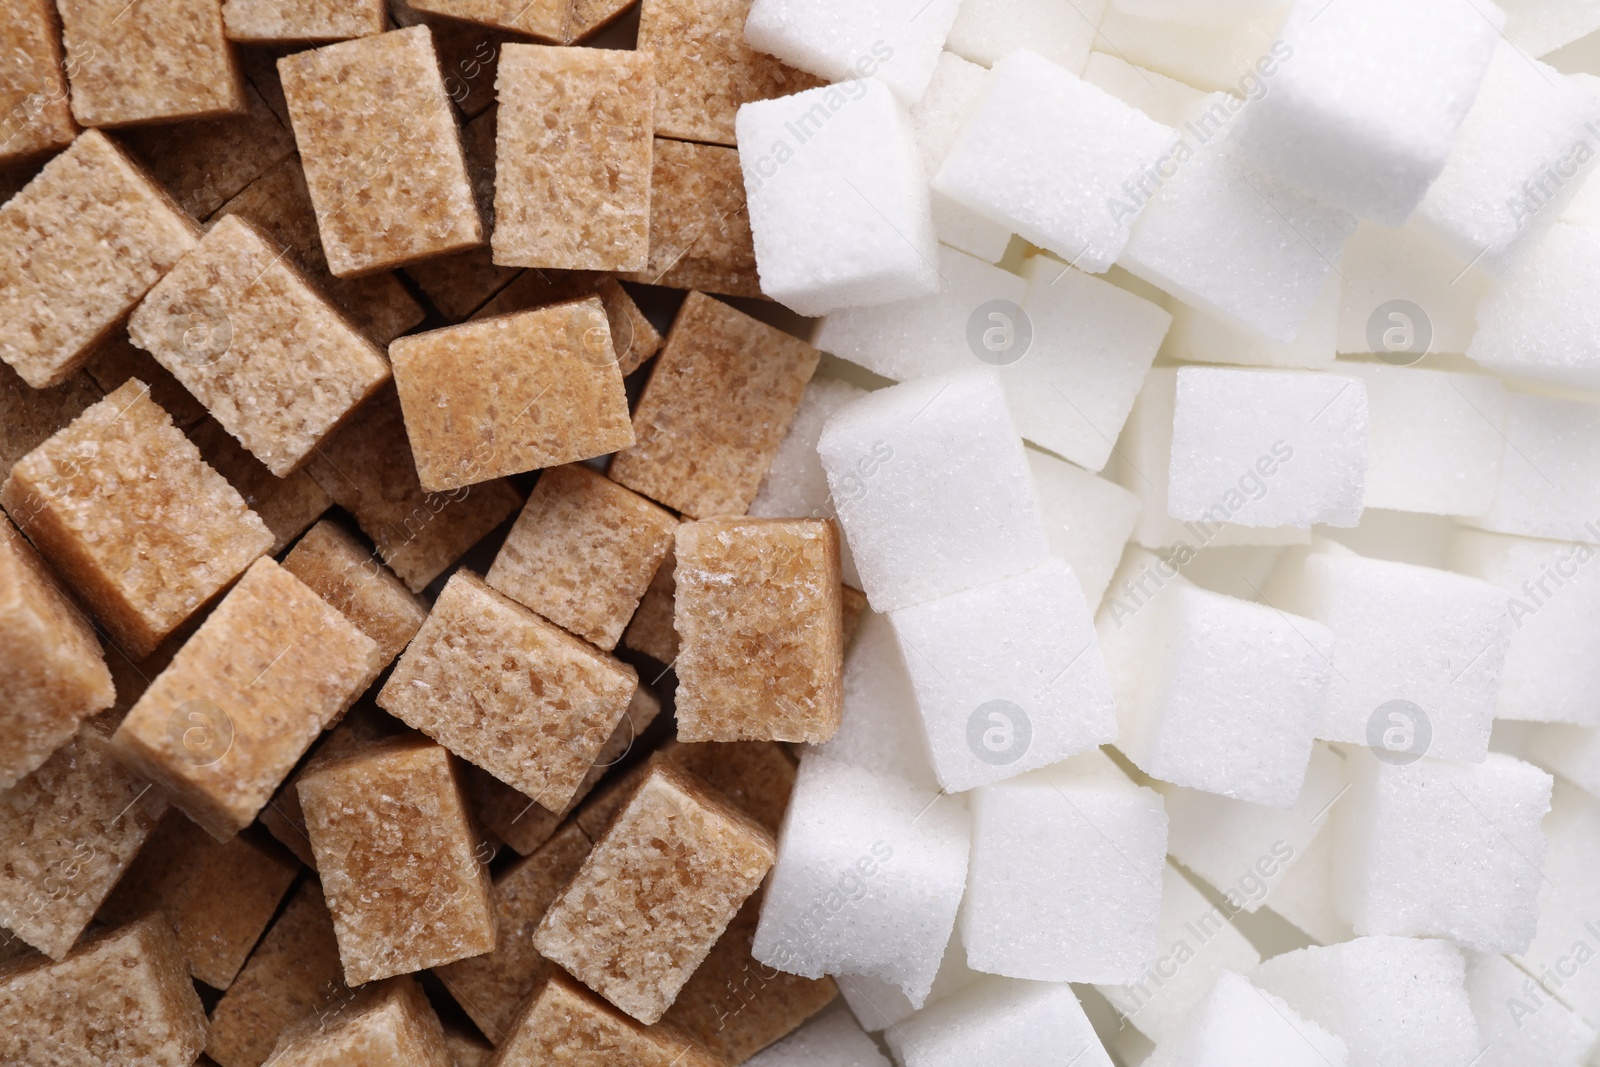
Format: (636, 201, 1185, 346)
(1142, 970, 1349, 1067)
(0, 0, 77, 164)
(816, 369, 1049, 613)
(492, 45, 653, 271)
(299, 737, 496, 984)
(112, 557, 380, 840)
(610, 291, 820, 517)
(534, 763, 776, 1024)
(735, 80, 940, 315)
(223, 0, 388, 42)
(391, 298, 634, 492)
(278, 26, 483, 277)
(934, 50, 1178, 273)
(1, 380, 273, 658)
(486, 463, 677, 652)
(130, 214, 392, 477)
(262, 976, 452, 1067)
(0, 131, 200, 389)
(0, 916, 206, 1067)
(491, 972, 718, 1066)
(888, 976, 1114, 1067)
(0, 510, 114, 790)
(281, 518, 429, 669)
(743, 0, 960, 104)
(97, 811, 300, 989)
(378, 571, 639, 812)
(189, 418, 332, 556)
(623, 138, 762, 297)
(674, 518, 845, 744)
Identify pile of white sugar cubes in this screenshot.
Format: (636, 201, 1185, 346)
(731, 0, 1600, 1064)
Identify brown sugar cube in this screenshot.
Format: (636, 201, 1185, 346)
(129, 215, 393, 477)
(57, 0, 246, 127)
(493, 972, 718, 1067)
(486, 464, 677, 650)
(206, 880, 352, 1067)
(98, 813, 300, 989)
(404, 107, 519, 319)
(0, 0, 78, 164)
(0, 719, 166, 959)
(442, 1027, 494, 1067)
(0, 511, 114, 789)
(408, 0, 629, 42)
(637, 0, 823, 146)
(118, 81, 297, 220)
(0, 362, 101, 474)
(0, 130, 200, 388)
(468, 684, 662, 856)
(378, 571, 639, 811)
(0, 915, 207, 1066)
(282, 519, 429, 668)
(492, 45, 653, 272)
(223, 0, 388, 43)
(278, 26, 484, 278)
(435, 823, 591, 1043)
(475, 270, 663, 376)
(534, 763, 776, 1023)
(111, 557, 381, 841)
(609, 292, 820, 518)
(841, 583, 868, 646)
(191, 418, 332, 555)
(263, 976, 452, 1067)
(302, 389, 523, 592)
(83, 327, 209, 430)
(659, 739, 796, 837)
(298, 737, 497, 984)
(390, 299, 634, 493)
(218, 155, 425, 346)
(662, 889, 837, 1064)
(624, 138, 761, 297)
(389, 0, 506, 119)
(673, 518, 844, 743)
(622, 545, 678, 664)
(1, 380, 273, 659)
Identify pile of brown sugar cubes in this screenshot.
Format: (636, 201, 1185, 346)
(0, 0, 854, 1062)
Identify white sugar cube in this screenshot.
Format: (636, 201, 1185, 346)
(1263, 817, 1355, 946)
(1097, 867, 1262, 1044)
(816, 369, 1049, 612)
(1026, 449, 1142, 611)
(1467, 224, 1600, 391)
(1466, 951, 1597, 1067)
(744, 0, 961, 105)
(934, 50, 1179, 272)
(1168, 367, 1369, 529)
(1336, 219, 1492, 357)
(1232, 0, 1503, 225)
(814, 611, 940, 791)
(1330, 749, 1553, 953)
(1500, 0, 1600, 56)
(1143, 971, 1349, 1067)
(1163, 274, 1341, 371)
(1110, 580, 1333, 807)
(1094, 8, 1288, 93)
(961, 758, 1167, 983)
(749, 376, 869, 588)
(737, 80, 939, 316)
(887, 976, 1114, 1067)
(1448, 528, 1600, 727)
(1264, 539, 1512, 763)
(908, 53, 1014, 262)
(1160, 743, 1346, 913)
(1418, 45, 1600, 272)
(1253, 936, 1479, 1067)
(1081, 52, 1211, 129)
(1464, 391, 1600, 546)
(837, 927, 981, 1032)
(1529, 724, 1600, 801)
(813, 245, 1026, 381)
(1513, 780, 1600, 1026)
(1004, 255, 1171, 473)
(752, 753, 971, 1005)
(1119, 96, 1358, 343)
(1111, 0, 1289, 27)
(889, 558, 1117, 792)
(1340, 362, 1507, 518)
(946, 0, 1103, 71)
(746, 1001, 893, 1067)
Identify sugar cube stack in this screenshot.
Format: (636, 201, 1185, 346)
(8, 0, 1600, 1061)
